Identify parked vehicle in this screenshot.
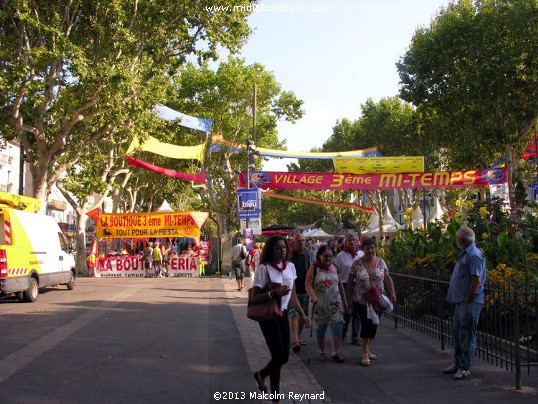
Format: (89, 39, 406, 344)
(0, 192, 76, 302)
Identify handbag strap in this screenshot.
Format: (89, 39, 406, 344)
(263, 265, 276, 292)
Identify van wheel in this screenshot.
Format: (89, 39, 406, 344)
(23, 278, 39, 302)
(66, 272, 75, 290)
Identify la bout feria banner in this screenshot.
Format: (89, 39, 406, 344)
(96, 211, 209, 239)
(239, 168, 508, 191)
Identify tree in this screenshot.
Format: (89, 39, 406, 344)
(397, 0, 538, 195)
(0, 0, 255, 203)
(165, 57, 304, 235)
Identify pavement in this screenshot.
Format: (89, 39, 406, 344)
(221, 276, 538, 403)
(1, 276, 537, 404)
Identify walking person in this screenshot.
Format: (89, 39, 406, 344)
(143, 242, 153, 278)
(231, 237, 248, 291)
(306, 244, 347, 362)
(443, 227, 486, 380)
(289, 234, 314, 353)
(251, 235, 311, 404)
(346, 237, 396, 366)
(248, 242, 262, 278)
(335, 233, 362, 345)
(152, 241, 163, 277)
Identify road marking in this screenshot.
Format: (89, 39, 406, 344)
(0, 288, 138, 383)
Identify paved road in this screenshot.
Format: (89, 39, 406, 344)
(0, 277, 536, 403)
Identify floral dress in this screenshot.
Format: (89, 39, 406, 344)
(349, 257, 388, 306)
(312, 264, 344, 326)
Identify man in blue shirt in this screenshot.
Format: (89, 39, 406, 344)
(444, 227, 486, 380)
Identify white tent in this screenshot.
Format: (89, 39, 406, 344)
(157, 200, 173, 212)
(411, 206, 424, 229)
(429, 197, 445, 222)
(362, 206, 400, 235)
(304, 228, 333, 239)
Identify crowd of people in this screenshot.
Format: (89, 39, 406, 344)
(140, 239, 201, 278)
(242, 226, 485, 402)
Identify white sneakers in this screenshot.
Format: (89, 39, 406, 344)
(453, 369, 471, 380)
(443, 364, 471, 380)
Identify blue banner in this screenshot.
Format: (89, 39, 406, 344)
(154, 104, 214, 133)
(237, 188, 261, 219)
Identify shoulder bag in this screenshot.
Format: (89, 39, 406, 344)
(247, 266, 283, 322)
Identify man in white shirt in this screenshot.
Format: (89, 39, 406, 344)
(335, 234, 363, 345)
(231, 238, 248, 291)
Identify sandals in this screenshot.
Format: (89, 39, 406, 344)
(253, 371, 267, 393)
(369, 353, 378, 360)
(331, 353, 344, 363)
(361, 354, 370, 367)
(319, 352, 326, 361)
(299, 336, 307, 346)
(292, 342, 301, 353)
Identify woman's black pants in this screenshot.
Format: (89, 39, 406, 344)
(258, 310, 290, 400)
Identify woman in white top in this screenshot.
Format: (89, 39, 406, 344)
(251, 235, 311, 404)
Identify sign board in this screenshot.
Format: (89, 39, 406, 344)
(530, 184, 538, 202)
(240, 218, 262, 235)
(237, 188, 261, 219)
(334, 156, 424, 174)
(490, 183, 510, 204)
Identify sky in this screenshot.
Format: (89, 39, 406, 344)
(238, 0, 451, 170)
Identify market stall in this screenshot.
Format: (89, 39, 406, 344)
(92, 210, 209, 278)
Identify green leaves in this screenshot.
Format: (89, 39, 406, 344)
(398, 0, 538, 169)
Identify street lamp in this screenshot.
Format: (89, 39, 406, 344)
(246, 139, 258, 189)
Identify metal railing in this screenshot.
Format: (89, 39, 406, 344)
(387, 272, 538, 389)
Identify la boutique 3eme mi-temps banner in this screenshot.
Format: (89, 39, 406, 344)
(96, 211, 209, 239)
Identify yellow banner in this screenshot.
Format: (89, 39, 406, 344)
(126, 135, 206, 162)
(334, 156, 424, 174)
(96, 211, 209, 239)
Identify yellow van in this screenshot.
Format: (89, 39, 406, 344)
(0, 193, 76, 302)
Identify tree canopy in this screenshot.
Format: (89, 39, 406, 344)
(0, 0, 255, 202)
(397, 0, 538, 169)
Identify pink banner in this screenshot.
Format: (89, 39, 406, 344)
(94, 255, 199, 278)
(125, 155, 206, 183)
(239, 168, 507, 191)
(168, 256, 199, 278)
(95, 256, 145, 278)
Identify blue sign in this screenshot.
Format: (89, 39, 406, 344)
(237, 188, 261, 219)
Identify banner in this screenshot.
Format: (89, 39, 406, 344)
(96, 211, 209, 239)
(211, 134, 380, 159)
(334, 156, 424, 174)
(126, 135, 206, 162)
(261, 191, 375, 213)
(168, 256, 199, 278)
(95, 256, 145, 278)
(154, 104, 213, 133)
(125, 155, 207, 183)
(94, 256, 199, 278)
(237, 188, 261, 219)
(239, 168, 507, 191)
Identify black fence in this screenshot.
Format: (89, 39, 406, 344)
(387, 272, 538, 389)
